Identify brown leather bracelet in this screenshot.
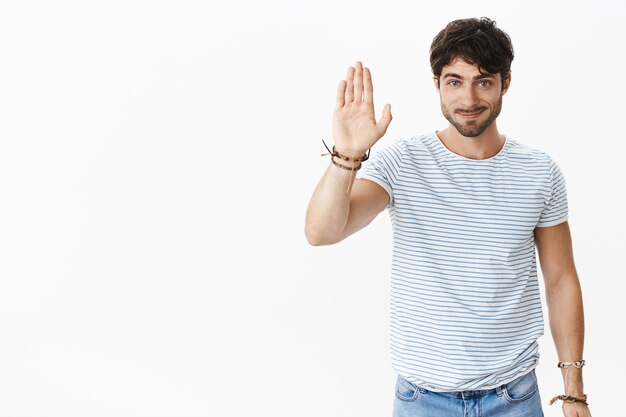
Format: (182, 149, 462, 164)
(330, 155, 361, 171)
(321, 139, 370, 162)
(549, 394, 588, 406)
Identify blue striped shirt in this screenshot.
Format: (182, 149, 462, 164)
(356, 131, 568, 392)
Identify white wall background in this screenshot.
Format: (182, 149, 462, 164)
(0, 0, 624, 416)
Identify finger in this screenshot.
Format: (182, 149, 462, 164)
(344, 66, 354, 103)
(335, 80, 346, 109)
(376, 104, 393, 136)
(354, 61, 363, 103)
(363, 66, 374, 105)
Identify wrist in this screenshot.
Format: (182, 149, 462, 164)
(329, 156, 361, 170)
(334, 146, 369, 159)
(330, 156, 361, 168)
(564, 383, 585, 397)
(320, 139, 368, 193)
(563, 370, 584, 396)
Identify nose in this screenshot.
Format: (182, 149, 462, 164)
(459, 85, 480, 109)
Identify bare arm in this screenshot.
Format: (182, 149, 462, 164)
(305, 61, 392, 246)
(534, 221, 591, 416)
(305, 174, 389, 246)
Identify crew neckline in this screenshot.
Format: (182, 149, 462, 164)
(431, 131, 509, 162)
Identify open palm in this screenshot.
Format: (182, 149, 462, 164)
(332, 61, 392, 157)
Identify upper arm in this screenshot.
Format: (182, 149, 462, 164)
(534, 221, 577, 286)
(339, 178, 390, 240)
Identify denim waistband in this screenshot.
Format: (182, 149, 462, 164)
(432, 385, 504, 399)
(408, 368, 535, 398)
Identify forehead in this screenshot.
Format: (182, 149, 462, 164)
(441, 58, 497, 79)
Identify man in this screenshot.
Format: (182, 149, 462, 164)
(305, 17, 591, 417)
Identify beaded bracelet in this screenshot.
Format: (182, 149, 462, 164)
(330, 155, 362, 171)
(558, 359, 585, 368)
(321, 139, 370, 193)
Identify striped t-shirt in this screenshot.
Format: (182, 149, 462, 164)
(356, 131, 568, 392)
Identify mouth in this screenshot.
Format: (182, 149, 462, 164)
(457, 109, 485, 120)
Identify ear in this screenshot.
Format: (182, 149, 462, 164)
(433, 76, 440, 92)
(501, 72, 512, 95)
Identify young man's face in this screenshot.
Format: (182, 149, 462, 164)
(434, 58, 511, 137)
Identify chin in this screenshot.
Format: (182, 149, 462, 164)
(458, 131, 482, 138)
(455, 123, 488, 137)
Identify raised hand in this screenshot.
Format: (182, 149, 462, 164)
(332, 61, 392, 158)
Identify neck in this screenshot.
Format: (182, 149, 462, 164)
(437, 123, 505, 160)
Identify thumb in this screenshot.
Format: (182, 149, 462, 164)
(377, 103, 392, 136)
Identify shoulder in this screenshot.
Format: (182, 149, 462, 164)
(373, 133, 431, 156)
(505, 137, 558, 170)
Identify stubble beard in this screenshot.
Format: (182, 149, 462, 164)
(441, 95, 503, 138)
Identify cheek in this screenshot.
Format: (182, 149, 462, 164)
(481, 90, 501, 104)
(440, 90, 460, 104)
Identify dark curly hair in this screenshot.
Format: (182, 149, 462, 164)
(430, 17, 514, 88)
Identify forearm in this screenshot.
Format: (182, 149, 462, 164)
(545, 274, 586, 395)
(305, 161, 359, 245)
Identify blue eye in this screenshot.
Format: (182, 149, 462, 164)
(447, 80, 461, 86)
(478, 80, 492, 87)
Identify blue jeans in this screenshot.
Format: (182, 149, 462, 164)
(393, 369, 544, 417)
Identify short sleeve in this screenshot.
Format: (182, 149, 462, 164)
(536, 158, 569, 227)
(356, 139, 405, 209)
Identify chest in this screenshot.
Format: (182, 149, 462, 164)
(391, 161, 549, 237)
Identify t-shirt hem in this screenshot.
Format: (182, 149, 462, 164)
(405, 363, 539, 393)
(356, 175, 393, 208)
(536, 215, 568, 228)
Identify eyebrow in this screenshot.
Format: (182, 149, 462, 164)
(442, 73, 496, 80)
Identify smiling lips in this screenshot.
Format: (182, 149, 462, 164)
(457, 109, 485, 120)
